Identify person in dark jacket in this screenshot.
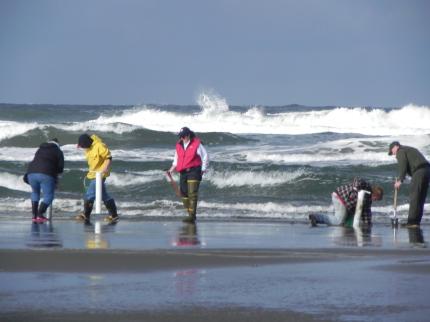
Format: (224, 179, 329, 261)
(389, 141, 430, 227)
(25, 138, 64, 223)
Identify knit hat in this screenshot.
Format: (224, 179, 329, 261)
(78, 134, 93, 148)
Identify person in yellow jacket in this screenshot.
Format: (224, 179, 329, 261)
(76, 134, 119, 223)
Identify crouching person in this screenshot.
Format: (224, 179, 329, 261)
(25, 138, 64, 223)
(310, 177, 383, 227)
(76, 134, 119, 224)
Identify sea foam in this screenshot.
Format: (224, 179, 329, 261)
(1, 95, 429, 141)
(89, 94, 430, 136)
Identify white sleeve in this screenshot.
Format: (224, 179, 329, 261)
(197, 144, 209, 172)
(172, 150, 178, 168)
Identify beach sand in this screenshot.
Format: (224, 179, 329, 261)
(1, 219, 430, 321)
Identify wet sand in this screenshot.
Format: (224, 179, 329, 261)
(0, 307, 326, 322)
(1, 219, 430, 321)
(1, 247, 429, 273)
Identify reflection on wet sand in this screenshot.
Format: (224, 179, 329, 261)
(331, 227, 382, 248)
(172, 223, 204, 296)
(26, 222, 62, 248)
(173, 223, 201, 247)
(84, 220, 116, 249)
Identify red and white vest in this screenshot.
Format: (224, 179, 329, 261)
(175, 137, 202, 172)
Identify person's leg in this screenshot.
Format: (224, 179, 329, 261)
(39, 174, 55, 205)
(101, 180, 118, 221)
(28, 174, 42, 221)
(31, 201, 39, 221)
(413, 169, 430, 225)
(34, 174, 55, 221)
(27, 173, 41, 203)
(100, 179, 112, 202)
(179, 172, 190, 214)
(407, 170, 429, 225)
(186, 179, 200, 221)
(418, 174, 430, 224)
(183, 168, 202, 223)
(81, 179, 96, 221)
(313, 193, 347, 226)
(330, 192, 348, 225)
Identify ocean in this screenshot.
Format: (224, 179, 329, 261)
(1, 94, 429, 224)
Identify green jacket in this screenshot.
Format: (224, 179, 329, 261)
(396, 145, 429, 182)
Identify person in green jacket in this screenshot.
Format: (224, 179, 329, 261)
(389, 141, 430, 227)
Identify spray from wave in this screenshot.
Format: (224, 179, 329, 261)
(1, 94, 429, 140)
(90, 93, 430, 136)
(0, 173, 31, 192)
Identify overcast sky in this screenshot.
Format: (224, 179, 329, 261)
(0, 0, 429, 107)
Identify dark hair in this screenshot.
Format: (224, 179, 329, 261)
(78, 134, 93, 148)
(178, 127, 196, 139)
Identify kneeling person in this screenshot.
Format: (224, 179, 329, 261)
(310, 177, 383, 227)
(77, 134, 119, 224)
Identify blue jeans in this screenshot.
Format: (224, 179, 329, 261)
(85, 178, 112, 202)
(316, 192, 347, 226)
(27, 173, 56, 205)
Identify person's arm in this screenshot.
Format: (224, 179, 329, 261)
(101, 158, 112, 174)
(168, 151, 178, 173)
(395, 150, 407, 189)
(396, 150, 408, 182)
(197, 144, 209, 172)
(58, 151, 64, 174)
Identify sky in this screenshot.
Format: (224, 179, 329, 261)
(0, 0, 429, 107)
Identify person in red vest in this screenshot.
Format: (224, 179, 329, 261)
(168, 127, 209, 223)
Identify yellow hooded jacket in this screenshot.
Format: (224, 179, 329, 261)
(84, 135, 112, 179)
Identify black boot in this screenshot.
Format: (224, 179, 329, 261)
(37, 202, 49, 223)
(76, 200, 93, 223)
(84, 200, 93, 222)
(104, 199, 119, 223)
(31, 201, 39, 222)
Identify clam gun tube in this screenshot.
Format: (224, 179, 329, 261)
(391, 185, 399, 228)
(165, 170, 182, 197)
(94, 171, 102, 214)
(85, 170, 103, 214)
(353, 190, 370, 228)
(90, 171, 103, 235)
(47, 204, 53, 221)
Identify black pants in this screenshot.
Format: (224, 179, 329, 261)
(408, 167, 430, 225)
(179, 167, 202, 217)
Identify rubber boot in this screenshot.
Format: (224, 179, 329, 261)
(104, 199, 119, 223)
(181, 197, 190, 210)
(181, 197, 190, 222)
(31, 201, 39, 222)
(182, 180, 199, 223)
(37, 202, 49, 223)
(84, 200, 93, 223)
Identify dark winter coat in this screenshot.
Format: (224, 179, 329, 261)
(26, 141, 64, 180)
